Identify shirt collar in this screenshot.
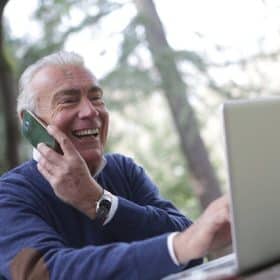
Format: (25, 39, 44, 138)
(32, 148, 107, 177)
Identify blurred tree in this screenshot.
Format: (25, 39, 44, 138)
(133, 0, 221, 210)
(0, 0, 19, 172)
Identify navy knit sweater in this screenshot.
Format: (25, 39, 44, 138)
(0, 153, 200, 279)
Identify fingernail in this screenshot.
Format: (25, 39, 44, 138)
(37, 143, 43, 150)
(47, 125, 53, 132)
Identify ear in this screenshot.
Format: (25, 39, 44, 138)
(18, 110, 24, 123)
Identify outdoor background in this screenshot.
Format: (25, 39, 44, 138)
(1, 0, 280, 219)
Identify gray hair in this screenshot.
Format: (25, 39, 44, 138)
(17, 51, 85, 115)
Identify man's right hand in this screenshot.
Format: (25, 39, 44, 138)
(37, 125, 104, 219)
(173, 195, 231, 264)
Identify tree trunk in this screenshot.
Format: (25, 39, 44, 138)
(134, 0, 221, 210)
(0, 0, 20, 171)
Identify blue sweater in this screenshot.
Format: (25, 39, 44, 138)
(0, 153, 200, 279)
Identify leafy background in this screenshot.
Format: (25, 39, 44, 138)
(1, 0, 280, 220)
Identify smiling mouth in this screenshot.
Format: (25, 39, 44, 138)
(72, 128, 100, 139)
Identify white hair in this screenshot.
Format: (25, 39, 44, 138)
(17, 51, 85, 115)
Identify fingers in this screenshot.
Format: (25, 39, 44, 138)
(174, 193, 232, 264)
(37, 143, 58, 183)
(199, 194, 231, 235)
(37, 143, 61, 165)
(207, 194, 230, 213)
(47, 125, 78, 158)
(37, 157, 54, 181)
(37, 152, 55, 173)
(214, 204, 230, 227)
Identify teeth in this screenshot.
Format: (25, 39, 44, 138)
(74, 128, 99, 137)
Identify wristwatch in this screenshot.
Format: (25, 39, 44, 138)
(95, 189, 112, 224)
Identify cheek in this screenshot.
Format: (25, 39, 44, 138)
(49, 108, 73, 132)
(50, 104, 66, 121)
(101, 109, 110, 140)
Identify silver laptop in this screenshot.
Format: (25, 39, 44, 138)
(164, 97, 280, 279)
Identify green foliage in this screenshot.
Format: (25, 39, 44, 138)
(101, 17, 159, 96)
(4, 0, 201, 216)
(10, 0, 125, 76)
(101, 65, 158, 97)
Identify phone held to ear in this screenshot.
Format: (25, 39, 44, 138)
(21, 110, 62, 154)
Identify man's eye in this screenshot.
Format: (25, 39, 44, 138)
(90, 96, 100, 101)
(62, 99, 77, 104)
(89, 96, 104, 104)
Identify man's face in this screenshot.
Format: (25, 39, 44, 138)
(29, 64, 109, 173)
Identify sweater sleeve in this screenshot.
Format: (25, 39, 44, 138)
(102, 155, 193, 241)
(0, 185, 184, 280)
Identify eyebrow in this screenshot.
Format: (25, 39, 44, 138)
(52, 86, 103, 104)
(51, 89, 80, 105)
(88, 86, 103, 96)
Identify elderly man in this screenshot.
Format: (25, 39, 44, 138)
(0, 51, 230, 280)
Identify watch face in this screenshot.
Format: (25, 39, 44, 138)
(96, 198, 112, 223)
(100, 199, 111, 211)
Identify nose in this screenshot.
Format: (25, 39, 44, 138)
(78, 97, 99, 119)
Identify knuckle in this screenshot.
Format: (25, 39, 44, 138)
(43, 147, 53, 158)
(39, 157, 47, 168)
(62, 169, 71, 178)
(60, 164, 71, 175)
(68, 154, 78, 162)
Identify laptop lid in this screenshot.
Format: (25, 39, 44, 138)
(223, 97, 280, 274)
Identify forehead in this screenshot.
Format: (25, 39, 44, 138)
(30, 64, 98, 95)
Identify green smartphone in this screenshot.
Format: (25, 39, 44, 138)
(21, 110, 62, 154)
